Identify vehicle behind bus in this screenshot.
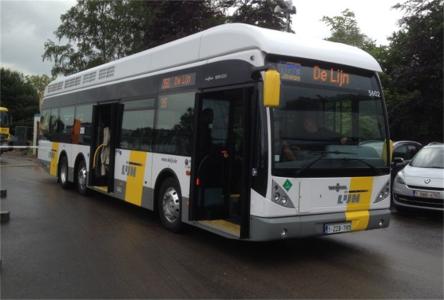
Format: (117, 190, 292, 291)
(0, 107, 12, 154)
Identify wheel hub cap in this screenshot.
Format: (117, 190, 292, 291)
(79, 167, 87, 188)
(162, 187, 180, 223)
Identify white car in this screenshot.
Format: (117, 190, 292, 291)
(393, 144, 444, 211)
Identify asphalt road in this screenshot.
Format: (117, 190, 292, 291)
(1, 153, 443, 298)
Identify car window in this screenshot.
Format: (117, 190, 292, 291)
(410, 147, 444, 168)
(394, 145, 408, 159)
(406, 145, 420, 160)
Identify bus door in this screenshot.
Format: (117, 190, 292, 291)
(191, 87, 253, 238)
(89, 102, 123, 192)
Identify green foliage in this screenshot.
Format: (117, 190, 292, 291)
(141, 1, 226, 49)
(43, 0, 153, 76)
(43, 0, 293, 76)
(0, 68, 39, 127)
(43, 0, 226, 76)
(384, 0, 443, 143)
(228, 0, 294, 31)
(322, 9, 376, 52)
(26, 74, 53, 103)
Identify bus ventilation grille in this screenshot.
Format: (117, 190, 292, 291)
(47, 81, 64, 94)
(98, 66, 115, 80)
(83, 71, 97, 84)
(64, 76, 81, 89)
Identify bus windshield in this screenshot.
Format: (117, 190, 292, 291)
(271, 63, 388, 177)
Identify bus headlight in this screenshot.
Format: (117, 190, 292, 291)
(271, 181, 295, 208)
(274, 192, 280, 202)
(374, 181, 390, 203)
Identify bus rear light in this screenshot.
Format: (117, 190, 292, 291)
(195, 177, 201, 186)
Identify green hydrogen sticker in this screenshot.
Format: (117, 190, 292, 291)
(283, 179, 293, 191)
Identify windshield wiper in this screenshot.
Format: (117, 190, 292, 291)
(295, 151, 354, 176)
(337, 157, 382, 175)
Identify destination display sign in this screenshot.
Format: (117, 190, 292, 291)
(160, 73, 196, 90)
(274, 61, 377, 91)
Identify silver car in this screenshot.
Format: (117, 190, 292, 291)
(393, 144, 444, 211)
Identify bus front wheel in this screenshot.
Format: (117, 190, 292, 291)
(158, 177, 183, 232)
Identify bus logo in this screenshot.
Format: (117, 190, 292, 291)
(329, 183, 347, 192)
(337, 193, 360, 204)
(121, 164, 136, 177)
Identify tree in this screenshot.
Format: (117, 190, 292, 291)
(140, 1, 226, 49)
(384, 0, 443, 142)
(228, 0, 294, 31)
(43, 0, 226, 76)
(321, 9, 376, 52)
(0, 68, 39, 127)
(26, 74, 53, 105)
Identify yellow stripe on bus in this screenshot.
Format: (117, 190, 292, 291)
(49, 142, 59, 177)
(124, 151, 147, 206)
(345, 176, 373, 231)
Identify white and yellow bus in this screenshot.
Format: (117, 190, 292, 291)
(38, 24, 391, 240)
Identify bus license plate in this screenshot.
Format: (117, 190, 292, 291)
(414, 190, 440, 199)
(324, 222, 352, 234)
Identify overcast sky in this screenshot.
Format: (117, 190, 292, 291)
(1, 0, 406, 76)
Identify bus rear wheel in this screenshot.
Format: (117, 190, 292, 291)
(58, 155, 71, 189)
(76, 159, 89, 195)
(158, 177, 183, 232)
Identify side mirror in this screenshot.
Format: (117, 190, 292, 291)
(263, 69, 281, 107)
(393, 157, 404, 164)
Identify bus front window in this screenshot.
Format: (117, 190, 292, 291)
(272, 80, 389, 176)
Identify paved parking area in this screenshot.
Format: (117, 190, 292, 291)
(1, 153, 443, 298)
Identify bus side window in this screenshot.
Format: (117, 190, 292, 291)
(74, 104, 93, 145)
(40, 109, 51, 140)
(154, 92, 194, 155)
(49, 108, 59, 141)
(59, 106, 75, 143)
(120, 99, 155, 151)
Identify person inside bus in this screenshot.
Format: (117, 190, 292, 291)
(282, 110, 347, 161)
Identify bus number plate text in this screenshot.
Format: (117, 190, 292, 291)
(324, 222, 352, 234)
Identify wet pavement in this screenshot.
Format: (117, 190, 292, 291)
(1, 152, 443, 298)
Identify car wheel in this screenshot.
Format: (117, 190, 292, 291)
(158, 177, 183, 232)
(76, 159, 89, 195)
(58, 155, 71, 189)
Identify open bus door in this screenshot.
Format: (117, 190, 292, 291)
(88, 102, 123, 192)
(190, 87, 254, 239)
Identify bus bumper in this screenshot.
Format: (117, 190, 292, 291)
(248, 209, 390, 241)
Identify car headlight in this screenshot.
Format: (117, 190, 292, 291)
(374, 181, 390, 203)
(395, 172, 406, 185)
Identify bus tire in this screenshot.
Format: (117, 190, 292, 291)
(76, 159, 89, 195)
(58, 155, 71, 189)
(158, 177, 183, 232)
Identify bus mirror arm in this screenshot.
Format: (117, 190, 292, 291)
(251, 64, 275, 80)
